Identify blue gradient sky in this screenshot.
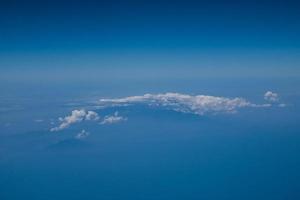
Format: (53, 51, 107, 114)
(1, 0, 300, 81)
(1, 2, 300, 200)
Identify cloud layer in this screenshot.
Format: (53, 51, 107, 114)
(97, 92, 270, 115)
(50, 92, 284, 133)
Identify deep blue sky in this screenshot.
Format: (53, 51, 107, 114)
(0, 0, 300, 80)
(1, 2, 300, 200)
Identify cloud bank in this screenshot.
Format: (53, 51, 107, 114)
(97, 92, 270, 115)
(50, 91, 284, 133)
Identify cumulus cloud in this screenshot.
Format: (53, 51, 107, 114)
(86, 111, 100, 121)
(50, 109, 99, 132)
(75, 129, 90, 139)
(49, 92, 285, 132)
(97, 92, 270, 115)
(264, 91, 279, 102)
(100, 112, 127, 125)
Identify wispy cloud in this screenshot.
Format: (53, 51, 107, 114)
(97, 92, 270, 115)
(75, 129, 90, 139)
(100, 112, 127, 125)
(278, 103, 286, 107)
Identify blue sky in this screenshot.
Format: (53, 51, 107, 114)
(1, 1, 300, 200)
(1, 0, 300, 81)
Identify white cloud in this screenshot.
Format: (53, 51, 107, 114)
(50, 109, 100, 132)
(49, 92, 284, 132)
(75, 129, 90, 139)
(34, 119, 44, 123)
(86, 111, 100, 121)
(264, 91, 279, 102)
(100, 112, 127, 125)
(98, 92, 270, 115)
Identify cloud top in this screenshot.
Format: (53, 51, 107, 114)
(98, 92, 269, 115)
